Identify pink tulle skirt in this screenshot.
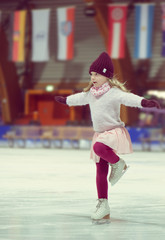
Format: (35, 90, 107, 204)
(90, 127, 133, 163)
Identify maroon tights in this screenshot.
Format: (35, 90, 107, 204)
(93, 142, 120, 199)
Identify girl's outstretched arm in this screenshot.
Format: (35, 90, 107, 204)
(55, 92, 89, 106)
(118, 89, 161, 109)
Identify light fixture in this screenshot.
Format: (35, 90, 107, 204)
(147, 90, 165, 99)
(45, 85, 54, 92)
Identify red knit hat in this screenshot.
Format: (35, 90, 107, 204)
(89, 52, 114, 78)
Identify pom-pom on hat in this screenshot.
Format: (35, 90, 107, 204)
(89, 52, 114, 78)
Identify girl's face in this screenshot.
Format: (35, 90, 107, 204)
(90, 71, 108, 88)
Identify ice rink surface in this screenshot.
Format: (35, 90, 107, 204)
(0, 148, 165, 240)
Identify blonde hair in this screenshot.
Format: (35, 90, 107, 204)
(83, 77, 130, 93)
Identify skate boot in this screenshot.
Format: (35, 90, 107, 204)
(91, 199, 110, 224)
(109, 158, 129, 186)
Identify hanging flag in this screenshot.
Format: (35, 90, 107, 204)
(108, 4, 128, 59)
(9, 10, 26, 62)
(134, 3, 155, 59)
(57, 6, 75, 60)
(161, 3, 165, 57)
(32, 9, 50, 62)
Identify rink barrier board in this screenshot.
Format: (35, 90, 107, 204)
(0, 126, 165, 150)
(1, 126, 94, 148)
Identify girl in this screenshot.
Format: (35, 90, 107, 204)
(55, 52, 160, 223)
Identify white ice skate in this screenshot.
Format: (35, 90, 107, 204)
(109, 158, 129, 186)
(91, 199, 110, 224)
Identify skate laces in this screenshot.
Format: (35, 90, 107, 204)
(109, 159, 128, 186)
(110, 162, 121, 178)
(96, 199, 104, 209)
(112, 164, 118, 169)
(111, 162, 119, 170)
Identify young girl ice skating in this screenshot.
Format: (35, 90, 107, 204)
(55, 52, 160, 223)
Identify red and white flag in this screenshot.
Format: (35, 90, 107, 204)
(108, 4, 128, 59)
(57, 6, 75, 60)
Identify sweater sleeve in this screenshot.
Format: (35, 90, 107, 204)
(66, 92, 89, 106)
(118, 90, 143, 108)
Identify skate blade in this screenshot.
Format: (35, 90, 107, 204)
(111, 165, 130, 186)
(92, 214, 110, 225)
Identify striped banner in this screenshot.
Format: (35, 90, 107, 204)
(32, 9, 50, 62)
(108, 4, 128, 59)
(57, 6, 75, 60)
(134, 3, 155, 59)
(9, 10, 26, 62)
(161, 3, 165, 57)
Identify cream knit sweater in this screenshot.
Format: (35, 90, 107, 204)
(67, 87, 143, 133)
